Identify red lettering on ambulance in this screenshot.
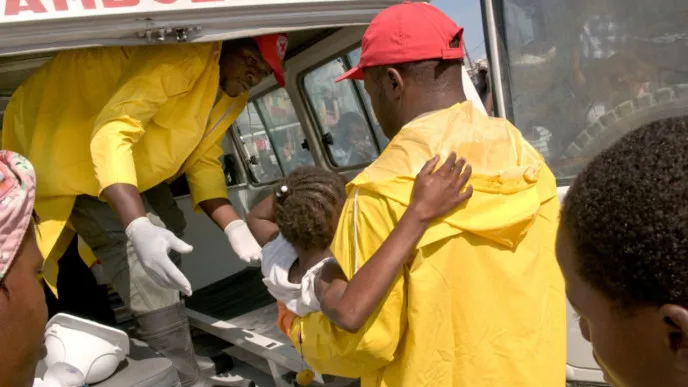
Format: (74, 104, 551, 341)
(191, 0, 223, 3)
(154, 0, 176, 4)
(103, 0, 139, 7)
(52, 0, 67, 11)
(81, 0, 96, 9)
(5, 0, 47, 15)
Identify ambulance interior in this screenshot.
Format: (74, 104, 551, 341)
(1, 0, 687, 385)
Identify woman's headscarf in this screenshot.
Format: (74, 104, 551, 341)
(0, 150, 36, 281)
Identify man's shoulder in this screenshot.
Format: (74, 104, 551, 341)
(128, 42, 217, 65)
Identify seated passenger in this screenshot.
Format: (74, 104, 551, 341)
(557, 115, 688, 387)
(0, 151, 48, 387)
(335, 112, 378, 166)
(247, 154, 472, 334)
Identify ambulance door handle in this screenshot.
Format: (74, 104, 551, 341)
(322, 132, 334, 146)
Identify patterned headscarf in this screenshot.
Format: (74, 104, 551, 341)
(0, 151, 36, 281)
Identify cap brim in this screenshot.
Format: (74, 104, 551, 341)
(335, 66, 363, 82)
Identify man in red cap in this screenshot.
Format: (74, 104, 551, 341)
(290, 2, 565, 386)
(3, 33, 287, 386)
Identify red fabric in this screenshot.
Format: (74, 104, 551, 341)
(253, 33, 288, 86)
(336, 1, 464, 82)
(276, 301, 297, 337)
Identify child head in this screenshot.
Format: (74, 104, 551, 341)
(557, 115, 688, 387)
(274, 166, 347, 252)
(0, 150, 47, 387)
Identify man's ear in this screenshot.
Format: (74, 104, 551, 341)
(386, 68, 404, 100)
(659, 304, 688, 372)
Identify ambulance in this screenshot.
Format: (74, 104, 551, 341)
(2, 0, 686, 385)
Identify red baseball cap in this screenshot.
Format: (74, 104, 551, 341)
(253, 33, 289, 87)
(336, 1, 464, 82)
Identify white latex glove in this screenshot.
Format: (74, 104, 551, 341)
(224, 219, 262, 265)
(125, 217, 193, 296)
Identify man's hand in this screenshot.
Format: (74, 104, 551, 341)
(224, 219, 262, 265)
(125, 217, 194, 296)
(199, 198, 263, 264)
(408, 152, 473, 223)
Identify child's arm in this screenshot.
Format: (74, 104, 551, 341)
(246, 194, 280, 247)
(315, 153, 473, 333)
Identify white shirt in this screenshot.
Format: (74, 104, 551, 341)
(261, 234, 335, 317)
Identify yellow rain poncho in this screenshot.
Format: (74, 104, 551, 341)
(2, 43, 248, 294)
(290, 102, 566, 386)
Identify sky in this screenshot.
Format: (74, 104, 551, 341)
(432, 0, 486, 60)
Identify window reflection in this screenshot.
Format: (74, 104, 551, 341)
(255, 88, 315, 175)
(304, 57, 380, 167)
(234, 104, 283, 183)
(501, 0, 688, 181)
(233, 91, 314, 184)
(347, 48, 390, 149)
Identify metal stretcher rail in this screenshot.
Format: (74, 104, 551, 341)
(185, 268, 356, 386)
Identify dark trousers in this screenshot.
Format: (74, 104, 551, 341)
(44, 235, 117, 327)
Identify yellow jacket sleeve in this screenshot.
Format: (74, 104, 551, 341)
(290, 189, 407, 378)
(90, 45, 204, 194)
(1, 97, 23, 153)
(186, 135, 229, 212)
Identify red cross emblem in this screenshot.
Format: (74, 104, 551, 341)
(276, 35, 288, 60)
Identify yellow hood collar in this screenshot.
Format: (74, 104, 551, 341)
(349, 101, 557, 248)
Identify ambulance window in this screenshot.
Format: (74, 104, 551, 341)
(254, 88, 315, 175)
(496, 0, 688, 183)
(303, 56, 380, 168)
(347, 48, 389, 149)
(233, 103, 283, 184)
(233, 89, 314, 184)
(219, 135, 241, 187)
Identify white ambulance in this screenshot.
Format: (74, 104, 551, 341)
(2, 0, 685, 386)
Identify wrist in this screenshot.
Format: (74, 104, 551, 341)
(223, 219, 247, 234)
(404, 204, 432, 225)
(125, 216, 151, 238)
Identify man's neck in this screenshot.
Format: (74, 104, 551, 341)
(413, 108, 444, 122)
(402, 90, 467, 127)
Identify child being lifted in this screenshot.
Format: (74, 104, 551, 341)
(247, 153, 472, 335)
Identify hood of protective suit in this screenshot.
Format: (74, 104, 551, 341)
(350, 101, 554, 250)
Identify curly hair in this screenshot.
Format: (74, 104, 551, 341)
(274, 166, 347, 251)
(561, 115, 688, 310)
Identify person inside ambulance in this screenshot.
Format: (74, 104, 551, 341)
(0, 151, 48, 387)
(289, 3, 566, 386)
(1, 33, 288, 387)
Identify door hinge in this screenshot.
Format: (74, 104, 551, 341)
(137, 26, 202, 43)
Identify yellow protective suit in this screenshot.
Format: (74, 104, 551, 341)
(290, 102, 566, 386)
(2, 43, 248, 295)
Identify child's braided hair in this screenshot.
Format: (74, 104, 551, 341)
(274, 166, 348, 251)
